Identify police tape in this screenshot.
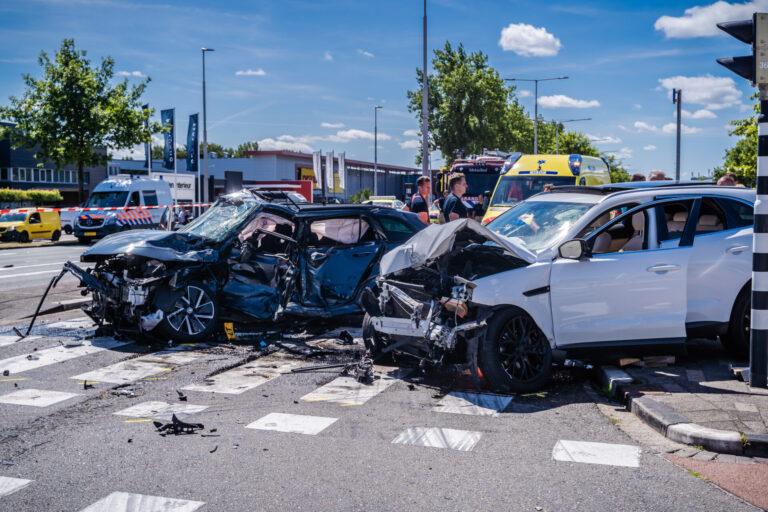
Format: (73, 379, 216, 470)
(0, 203, 214, 215)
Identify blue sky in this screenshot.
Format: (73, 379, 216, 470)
(0, 0, 765, 178)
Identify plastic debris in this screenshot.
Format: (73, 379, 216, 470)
(334, 330, 356, 345)
(176, 390, 187, 402)
(153, 414, 204, 435)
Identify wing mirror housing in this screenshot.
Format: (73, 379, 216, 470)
(558, 239, 589, 260)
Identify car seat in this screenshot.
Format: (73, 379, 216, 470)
(696, 214, 723, 232)
(621, 213, 645, 251)
(667, 211, 687, 235)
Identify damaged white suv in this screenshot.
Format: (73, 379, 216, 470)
(361, 183, 754, 393)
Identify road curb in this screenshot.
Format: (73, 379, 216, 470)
(595, 365, 768, 457)
(0, 239, 80, 251)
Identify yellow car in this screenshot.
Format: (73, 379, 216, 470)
(0, 211, 62, 243)
(363, 196, 405, 209)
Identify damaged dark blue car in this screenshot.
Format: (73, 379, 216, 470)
(64, 190, 425, 343)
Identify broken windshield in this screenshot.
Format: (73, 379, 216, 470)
(487, 200, 592, 252)
(179, 195, 260, 242)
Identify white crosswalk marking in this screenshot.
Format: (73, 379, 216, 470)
(552, 440, 641, 467)
(113, 401, 208, 421)
(78, 491, 204, 512)
(71, 349, 199, 385)
(392, 427, 483, 452)
(47, 317, 95, 330)
(0, 338, 130, 375)
(432, 392, 513, 417)
(0, 476, 32, 498)
(0, 388, 80, 407)
(301, 366, 410, 405)
(182, 360, 300, 395)
(247, 412, 338, 435)
(0, 335, 39, 347)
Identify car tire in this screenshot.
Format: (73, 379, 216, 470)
(721, 286, 750, 360)
(19, 231, 29, 243)
(63, 225, 72, 235)
(77, 237, 90, 244)
(155, 281, 218, 344)
(51, 230, 61, 242)
(479, 307, 552, 393)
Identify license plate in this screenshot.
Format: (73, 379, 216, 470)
(85, 232, 97, 236)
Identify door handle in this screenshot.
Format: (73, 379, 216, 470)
(647, 264, 680, 273)
(726, 245, 749, 254)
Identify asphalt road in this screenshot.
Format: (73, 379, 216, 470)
(0, 319, 758, 512)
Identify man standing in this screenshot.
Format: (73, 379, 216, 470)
(443, 173, 469, 222)
(403, 176, 431, 225)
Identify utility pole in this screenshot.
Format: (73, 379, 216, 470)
(506, 76, 568, 154)
(201, 47, 214, 206)
(422, 0, 429, 179)
(374, 105, 382, 195)
(673, 89, 682, 181)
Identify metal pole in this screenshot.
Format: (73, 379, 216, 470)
(534, 80, 538, 154)
(374, 107, 378, 195)
(421, 0, 429, 178)
(674, 89, 682, 181)
(751, 84, 768, 389)
(171, 108, 176, 230)
(202, 48, 214, 207)
(554, 120, 558, 154)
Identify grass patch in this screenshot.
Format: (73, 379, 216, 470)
(687, 471, 709, 482)
(740, 432, 750, 447)
(693, 445, 704, 451)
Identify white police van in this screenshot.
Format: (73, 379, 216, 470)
(74, 176, 172, 243)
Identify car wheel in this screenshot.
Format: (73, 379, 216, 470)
(64, 225, 72, 235)
(156, 282, 218, 343)
(721, 287, 750, 360)
(479, 307, 551, 393)
(77, 237, 90, 244)
(51, 230, 61, 242)
(19, 231, 29, 243)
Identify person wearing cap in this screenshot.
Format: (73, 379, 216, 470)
(403, 175, 431, 225)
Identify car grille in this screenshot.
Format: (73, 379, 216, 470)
(78, 217, 104, 227)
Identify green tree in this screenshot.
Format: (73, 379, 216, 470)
(714, 92, 757, 187)
(602, 154, 631, 183)
(407, 42, 531, 166)
(0, 39, 160, 202)
(349, 188, 372, 204)
(233, 141, 259, 157)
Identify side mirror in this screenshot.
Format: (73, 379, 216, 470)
(482, 190, 491, 211)
(558, 239, 588, 260)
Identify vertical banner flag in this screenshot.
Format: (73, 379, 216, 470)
(143, 104, 151, 170)
(161, 109, 175, 171)
(325, 151, 334, 194)
(186, 113, 199, 173)
(312, 151, 322, 190)
(338, 152, 346, 191)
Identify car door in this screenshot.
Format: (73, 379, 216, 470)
(302, 215, 383, 307)
(549, 198, 696, 349)
(27, 212, 50, 239)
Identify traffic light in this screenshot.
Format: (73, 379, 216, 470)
(717, 13, 768, 84)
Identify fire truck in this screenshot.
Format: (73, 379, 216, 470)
(437, 150, 518, 217)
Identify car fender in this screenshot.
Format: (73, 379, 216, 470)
(469, 261, 555, 345)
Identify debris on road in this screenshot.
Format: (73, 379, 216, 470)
(290, 353, 376, 384)
(112, 388, 136, 398)
(209, 445, 218, 453)
(153, 414, 204, 435)
(176, 390, 187, 402)
(334, 329, 356, 345)
(2, 370, 9, 376)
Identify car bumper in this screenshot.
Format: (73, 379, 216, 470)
(74, 224, 120, 239)
(0, 230, 20, 242)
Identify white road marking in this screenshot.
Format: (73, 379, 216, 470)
(0, 388, 80, 407)
(0, 338, 130, 375)
(301, 366, 410, 405)
(734, 402, 759, 413)
(246, 412, 338, 435)
(78, 491, 204, 512)
(47, 317, 95, 330)
(392, 427, 483, 452)
(552, 440, 641, 467)
(0, 269, 61, 280)
(71, 360, 174, 384)
(182, 360, 300, 395)
(113, 401, 208, 421)
(0, 476, 33, 498)
(432, 392, 513, 417)
(0, 261, 66, 272)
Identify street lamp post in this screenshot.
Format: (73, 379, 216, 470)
(201, 47, 214, 206)
(506, 76, 568, 154)
(422, 0, 429, 179)
(374, 105, 382, 195)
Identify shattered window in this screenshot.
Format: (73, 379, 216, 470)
(488, 200, 592, 252)
(308, 217, 370, 246)
(180, 195, 259, 242)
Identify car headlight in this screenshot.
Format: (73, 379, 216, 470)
(8, 225, 16, 231)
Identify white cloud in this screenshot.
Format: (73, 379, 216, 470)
(117, 70, 146, 78)
(357, 49, 375, 58)
(606, 147, 633, 160)
(235, 68, 266, 76)
(321, 122, 344, 128)
(633, 104, 642, 110)
(517, 90, 533, 98)
(643, 145, 657, 151)
(323, 51, 333, 62)
(634, 121, 659, 132)
(587, 134, 622, 144)
(662, 122, 702, 134)
(655, 0, 768, 38)
(498, 23, 562, 56)
(328, 129, 390, 142)
(403, 129, 420, 137)
(658, 74, 741, 110)
(678, 108, 717, 119)
(399, 140, 421, 149)
(257, 134, 320, 153)
(538, 95, 600, 108)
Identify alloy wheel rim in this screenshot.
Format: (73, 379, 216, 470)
(166, 285, 214, 336)
(498, 315, 548, 382)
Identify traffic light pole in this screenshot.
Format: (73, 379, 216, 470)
(752, 84, 768, 389)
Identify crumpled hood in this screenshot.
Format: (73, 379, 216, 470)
(81, 230, 219, 263)
(379, 218, 536, 275)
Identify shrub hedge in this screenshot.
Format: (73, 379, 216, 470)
(0, 188, 63, 204)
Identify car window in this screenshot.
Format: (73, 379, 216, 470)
(29, 213, 41, 224)
(308, 217, 371, 247)
(577, 203, 639, 238)
(378, 216, 414, 243)
(716, 197, 753, 230)
(692, 198, 726, 235)
(591, 208, 649, 254)
(239, 212, 295, 243)
(143, 190, 158, 206)
(655, 201, 692, 243)
(128, 191, 140, 207)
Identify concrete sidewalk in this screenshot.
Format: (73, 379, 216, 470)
(598, 339, 768, 457)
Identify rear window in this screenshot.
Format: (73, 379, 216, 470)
(377, 216, 414, 243)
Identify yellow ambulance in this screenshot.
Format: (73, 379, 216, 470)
(481, 154, 611, 224)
